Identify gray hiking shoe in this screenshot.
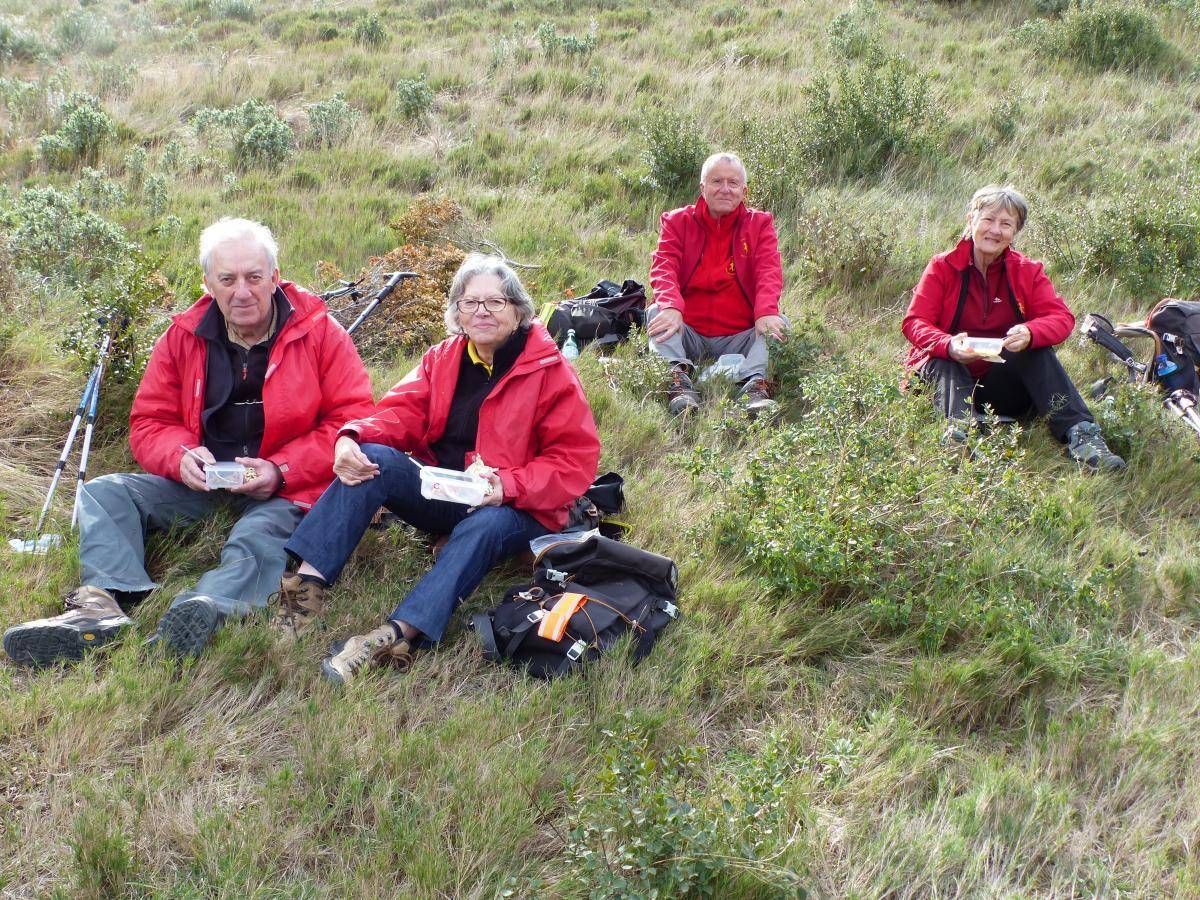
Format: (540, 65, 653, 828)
(739, 377, 779, 420)
(1066, 421, 1126, 472)
(269, 574, 327, 644)
(667, 367, 700, 416)
(322, 623, 413, 685)
(941, 420, 970, 446)
(2, 586, 132, 668)
(154, 595, 225, 657)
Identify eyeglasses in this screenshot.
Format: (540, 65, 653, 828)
(456, 296, 510, 314)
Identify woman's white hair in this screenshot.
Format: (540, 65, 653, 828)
(444, 254, 536, 335)
(700, 151, 747, 184)
(198, 217, 279, 275)
(965, 184, 1029, 234)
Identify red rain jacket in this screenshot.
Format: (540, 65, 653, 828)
(129, 282, 374, 508)
(902, 238, 1076, 373)
(649, 196, 784, 337)
(342, 322, 600, 532)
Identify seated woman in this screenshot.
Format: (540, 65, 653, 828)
(271, 254, 601, 683)
(902, 183, 1125, 472)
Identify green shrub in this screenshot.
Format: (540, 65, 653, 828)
(799, 53, 942, 180)
(6, 186, 133, 280)
(53, 10, 117, 55)
(210, 0, 256, 20)
(1020, 1, 1173, 71)
(143, 172, 168, 216)
(639, 107, 709, 198)
(74, 167, 127, 210)
(828, 0, 881, 60)
(0, 77, 43, 119)
(304, 93, 361, 148)
(0, 19, 44, 61)
(708, 2, 749, 25)
(793, 196, 899, 293)
(353, 12, 387, 47)
(193, 98, 294, 171)
(37, 92, 115, 169)
(395, 74, 434, 122)
(123, 145, 147, 185)
(1034, 174, 1200, 301)
(535, 21, 597, 58)
(90, 61, 136, 98)
(734, 114, 807, 216)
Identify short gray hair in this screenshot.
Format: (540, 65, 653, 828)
(966, 184, 1029, 233)
(700, 151, 747, 184)
(444, 254, 536, 335)
(199, 217, 279, 276)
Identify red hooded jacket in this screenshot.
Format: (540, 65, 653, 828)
(129, 282, 374, 508)
(902, 238, 1076, 374)
(650, 196, 784, 337)
(342, 322, 600, 532)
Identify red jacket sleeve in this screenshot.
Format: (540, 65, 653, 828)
(649, 211, 687, 314)
(129, 329, 196, 482)
(751, 213, 783, 319)
(495, 367, 600, 520)
(263, 318, 374, 498)
(341, 349, 435, 451)
(1020, 261, 1075, 349)
(902, 257, 955, 362)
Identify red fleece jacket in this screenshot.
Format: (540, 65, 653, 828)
(902, 238, 1076, 375)
(649, 196, 783, 337)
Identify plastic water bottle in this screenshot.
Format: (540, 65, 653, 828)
(1156, 353, 1179, 377)
(562, 329, 580, 361)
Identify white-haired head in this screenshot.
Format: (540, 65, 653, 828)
(444, 254, 536, 335)
(700, 151, 747, 184)
(198, 217, 279, 276)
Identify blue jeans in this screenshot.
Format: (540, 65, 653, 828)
(284, 444, 549, 642)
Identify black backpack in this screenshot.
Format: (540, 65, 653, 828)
(563, 471, 628, 537)
(544, 279, 646, 351)
(471, 534, 680, 678)
(1147, 299, 1200, 393)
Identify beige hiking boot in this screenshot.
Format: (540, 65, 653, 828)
(269, 574, 327, 643)
(2, 586, 132, 668)
(321, 623, 413, 685)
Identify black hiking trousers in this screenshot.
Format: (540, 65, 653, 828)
(920, 347, 1093, 442)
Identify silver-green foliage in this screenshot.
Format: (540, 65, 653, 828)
(304, 93, 361, 148)
(36, 92, 116, 169)
(639, 108, 709, 198)
(1019, 0, 1173, 71)
(193, 98, 294, 171)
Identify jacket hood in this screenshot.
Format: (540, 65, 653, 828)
(171, 281, 328, 341)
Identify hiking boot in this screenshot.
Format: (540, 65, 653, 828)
(153, 595, 225, 657)
(1066, 421, 1126, 472)
(269, 574, 326, 644)
(2, 586, 131, 668)
(941, 420, 970, 446)
(321, 623, 413, 685)
(667, 367, 700, 416)
(739, 377, 779, 420)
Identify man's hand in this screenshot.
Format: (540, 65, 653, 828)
(755, 315, 787, 341)
(230, 456, 282, 500)
(647, 307, 684, 342)
(474, 471, 504, 509)
(1003, 323, 1031, 353)
(332, 435, 379, 486)
(948, 332, 982, 363)
(179, 445, 215, 492)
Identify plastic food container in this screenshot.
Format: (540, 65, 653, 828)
(419, 465, 489, 506)
(205, 461, 247, 489)
(964, 337, 1005, 359)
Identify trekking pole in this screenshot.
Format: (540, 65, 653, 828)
(1164, 390, 1200, 442)
(346, 271, 419, 337)
(30, 352, 106, 542)
(70, 321, 122, 529)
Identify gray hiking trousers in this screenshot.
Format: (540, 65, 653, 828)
(646, 302, 773, 381)
(77, 473, 303, 617)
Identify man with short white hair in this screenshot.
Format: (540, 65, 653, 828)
(2, 217, 374, 666)
(648, 151, 786, 417)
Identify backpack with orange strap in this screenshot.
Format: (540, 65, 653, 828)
(471, 533, 679, 678)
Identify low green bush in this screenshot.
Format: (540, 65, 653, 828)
(535, 21, 597, 58)
(53, 10, 117, 55)
(395, 75, 434, 122)
(304, 93, 361, 148)
(798, 53, 942, 180)
(639, 107, 709, 199)
(828, 0, 881, 60)
(353, 12, 387, 48)
(0, 19, 44, 62)
(36, 92, 115, 169)
(793, 196, 899, 293)
(193, 98, 294, 171)
(1019, 1, 1174, 72)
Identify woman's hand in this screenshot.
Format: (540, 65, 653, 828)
(477, 470, 504, 507)
(948, 332, 982, 363)
(1003, 323, 1031, 353)
(332, 435, 379, 486)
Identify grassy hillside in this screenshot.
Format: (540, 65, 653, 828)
(2, 0, 1200, 895)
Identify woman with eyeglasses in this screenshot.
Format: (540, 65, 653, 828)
(271, 254, 601, 683)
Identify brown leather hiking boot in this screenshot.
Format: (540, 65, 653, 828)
(2, 586, 132, 668)
(321, 623, 414, 685)
(667, 367, 701, 416)
(739, 377, 779, 420)
(269, 574, 327, 643)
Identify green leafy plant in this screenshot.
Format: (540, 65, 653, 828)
(353, 12, 387, 47)
(37, 92, 115, 169)
(828, 0, 881, 59)
(1019, 1, 1173, 71)
(394, 74, 434, 122)
(304, 93, 361, 148)
(535, 21, 597, 58)
(193, 98, 294, 171)
(639, 107, 709, 197)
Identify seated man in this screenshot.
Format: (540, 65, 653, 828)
(647, 151, 787, 418)
(2, 218, 374, 666)
(902, 183, 1124, 471)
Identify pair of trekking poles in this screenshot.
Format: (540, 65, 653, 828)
(17, 318, 124, 553)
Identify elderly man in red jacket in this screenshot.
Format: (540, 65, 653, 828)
(2, 218, 374, 667)
(903, 184, 1124, 470)
(648, 151, 786, 418)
